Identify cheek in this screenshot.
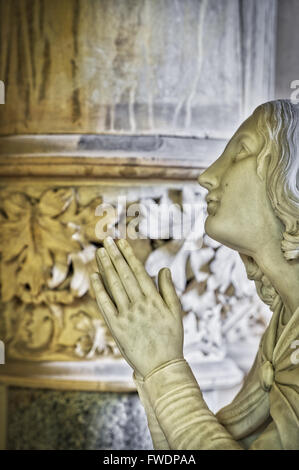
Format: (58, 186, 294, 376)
(219, 163, 260, 218)
(219, 183, 247, 218)
(204, 165, 260, 243)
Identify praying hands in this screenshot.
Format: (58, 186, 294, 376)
(90, 236, 185, 378)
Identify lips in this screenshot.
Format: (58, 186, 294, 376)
(207, 201, 219, 216)
(206, 195, 220, 216)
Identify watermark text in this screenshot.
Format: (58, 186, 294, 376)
(0, 340, 5, 364)
(0, 80, 4, 104)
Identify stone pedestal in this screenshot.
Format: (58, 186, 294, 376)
(2, 358, 243, 450)
(7, 388, 152, 450)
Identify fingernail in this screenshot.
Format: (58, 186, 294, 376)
(97, 247, 107, 257)
(105, 236, 114, 245)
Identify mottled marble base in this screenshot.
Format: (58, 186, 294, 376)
(7, 387, 153, 450)
(4, 358, 245, 449)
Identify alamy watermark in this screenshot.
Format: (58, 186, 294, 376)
(290, 80, 299, 104)
(0, 340, 4, 364)
(0, 80, 4, 104)
(94, 196, 205, 251)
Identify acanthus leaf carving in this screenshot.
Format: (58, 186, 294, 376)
(0, 184, 270, 369)
(0, 189, 80, 302)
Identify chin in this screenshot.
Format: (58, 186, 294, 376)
(204, 214, 223, 242)
(204, 214, 242, 252)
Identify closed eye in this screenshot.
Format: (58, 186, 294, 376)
(233, 142, 251, 162)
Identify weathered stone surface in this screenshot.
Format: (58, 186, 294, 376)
(0, 0, 244, 137)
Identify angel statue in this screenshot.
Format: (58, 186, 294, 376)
(91, 99, 299, 450)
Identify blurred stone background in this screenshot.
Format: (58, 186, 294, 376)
(0, 0, 298, 450)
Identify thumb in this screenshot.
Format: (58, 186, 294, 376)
(158, 267, 182, 318)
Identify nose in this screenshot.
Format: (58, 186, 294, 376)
(197, 165, 219, 190)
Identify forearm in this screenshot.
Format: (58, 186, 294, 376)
(143, 359, 244, 450)
(133, 372, 170, 450)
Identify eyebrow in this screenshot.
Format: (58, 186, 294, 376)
(224, 130, 253, 154)
(232, 132, 255, 151)
(235, 131, 252, 141)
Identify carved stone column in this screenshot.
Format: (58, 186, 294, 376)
(0, 0, 277, 450)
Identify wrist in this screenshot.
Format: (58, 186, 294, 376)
(143, 358, 202, 415)
(144, 357, 187, 381)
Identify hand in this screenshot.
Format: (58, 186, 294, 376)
(90, 237, 184, 378)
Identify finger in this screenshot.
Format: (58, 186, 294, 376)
(158, 268, 182, 317)
(90, 273, 136, 371)
(90, 273, 118, 324)
(96, 252, 114, 299)
(116, 238, 158, 297)
(97, 248, 130, 311)
(103, 237, 143, 301)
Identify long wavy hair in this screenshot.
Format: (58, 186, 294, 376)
(240, 99, 299, 312)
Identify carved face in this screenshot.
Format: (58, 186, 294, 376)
(198, 109, 282, 255)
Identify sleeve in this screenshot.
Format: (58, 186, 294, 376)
(132, 371, 170, 450)
(248, 421, 283, 449)
(142, 358, 244, 450)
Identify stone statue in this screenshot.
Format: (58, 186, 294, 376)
(91, 99, 299, 450)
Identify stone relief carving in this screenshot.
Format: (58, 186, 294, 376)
(0, 186, 115, 360)
(0, 184, 268, 365)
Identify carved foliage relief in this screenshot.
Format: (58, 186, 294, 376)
(0, 184, 270, 364)
(0, 186, 118, 360)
